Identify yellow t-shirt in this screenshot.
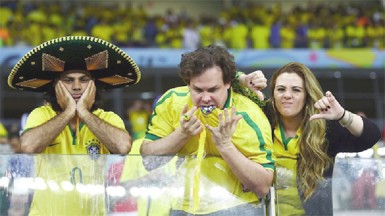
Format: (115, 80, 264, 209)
(25, 105, 126, 216)
(128, 110, 150, 140)
(24, 105, 126, 154)
(0, 122, 8, 139)
(145, 86, 274, 214)
(228, 24, 249, 49)
(280, 27, 295, 48)
(251, 25, 270, 49)
(273, 122, 305, 216)
(199, 25, 215, 47)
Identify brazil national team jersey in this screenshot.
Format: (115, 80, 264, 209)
(24, 105, 126, 215)
(145, 86, 275, 214)
(273, 122, 305, 216)
(24, 105, 126, 154)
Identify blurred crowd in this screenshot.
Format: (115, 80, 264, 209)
(0, 0, 384, 49)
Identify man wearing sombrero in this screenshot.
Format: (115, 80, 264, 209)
(7, 36, 141, 215)
(8, 35, 141, 155)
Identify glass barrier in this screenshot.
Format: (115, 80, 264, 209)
(333, 156, 385, 216)
(0, 154, 384, 216)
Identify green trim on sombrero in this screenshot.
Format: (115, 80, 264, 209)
(8, 36, 141, 92)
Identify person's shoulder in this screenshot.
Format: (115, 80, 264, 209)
(164, 86, 189, 96)
(30, 105, 55, 114)
(93, 108, 119, 117)
(157, 86, 189, 104)
(233, 92, 264, 111)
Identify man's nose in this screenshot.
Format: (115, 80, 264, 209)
(72, 80, 81, 90)
(201, 93, 211, 103)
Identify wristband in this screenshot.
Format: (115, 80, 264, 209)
(339, 110, 353, 127)
(337, 109, 345, 121)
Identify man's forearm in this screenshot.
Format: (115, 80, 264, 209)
(141, 127, 190, 155)
(21, 112, 72, 153)
(218, 144, 273, 197)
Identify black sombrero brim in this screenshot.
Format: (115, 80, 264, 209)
(8, 36, 141, 92)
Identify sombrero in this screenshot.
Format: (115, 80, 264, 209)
(8, 36, 141, 92)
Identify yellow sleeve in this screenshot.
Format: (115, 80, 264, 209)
(0, 122, 8, 138)
(24, 106, 55, 132)
(98, 110, 127, 131)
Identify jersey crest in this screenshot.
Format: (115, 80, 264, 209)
(86, 139, 101, 160)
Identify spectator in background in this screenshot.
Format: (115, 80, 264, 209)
(182, 19, 200, 50)
(0, 121, 8, 145)
(199, 18, 218, 47)
(279, 19, 295, 48)
(270, 17, 282, 48)
(127, 99, 152, 140)
(291, 5, 309, 49)
(307, 20, 326, 49)
(143, 17, 158, 47)
(0, 121, 12, 154)
(250, 18, 270, 49)
(1, 1, 384, 49)
(325, 22, 345, 49)
(226, 18, 249, 49)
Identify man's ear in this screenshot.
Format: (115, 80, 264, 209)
(225, 82, 231, 90)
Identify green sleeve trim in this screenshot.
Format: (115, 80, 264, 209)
(144, 133, 161, 141)
(237, 111, 274, 165)
(262, 163, 275, 171)
(232, 71, 266, 108)
(147, 89, 188, 131)
(20, 128, 32, 135)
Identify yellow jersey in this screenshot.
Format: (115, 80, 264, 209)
(145, 86, 274, 214)
(273, 122, 305, 216)
(25, 105, 126, 215)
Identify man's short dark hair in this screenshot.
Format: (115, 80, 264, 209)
(178, 45, 236, 85)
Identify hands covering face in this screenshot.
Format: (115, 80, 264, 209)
(55, 80, 96, 117)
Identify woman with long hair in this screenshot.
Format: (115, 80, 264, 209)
(234, 62, 381, 215)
